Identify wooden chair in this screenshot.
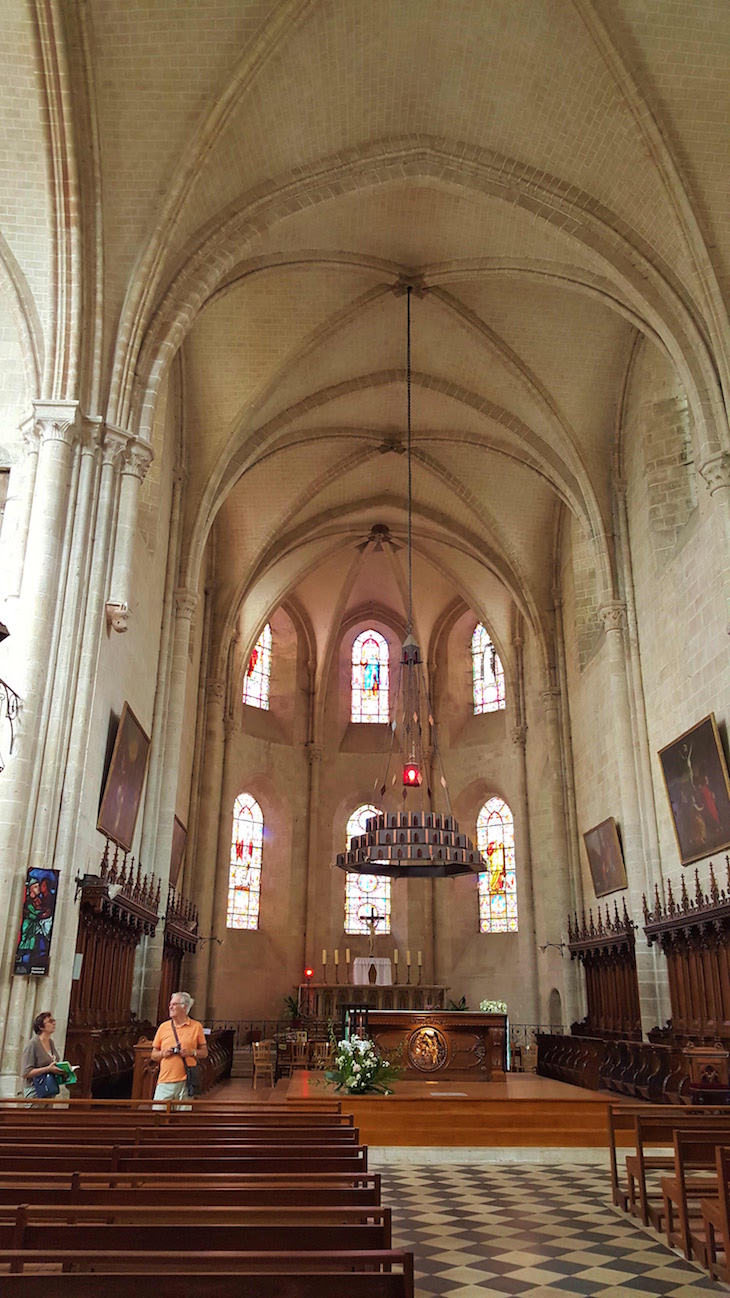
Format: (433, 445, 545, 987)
(311, 1043, 334, 1071)
(252, 1040, 275, 1089)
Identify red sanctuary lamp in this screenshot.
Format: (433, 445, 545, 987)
(334, 285, 485, 884)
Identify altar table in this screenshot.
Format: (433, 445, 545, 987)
(367, 1010, 507, 1081)
(352, 956, 392, 985)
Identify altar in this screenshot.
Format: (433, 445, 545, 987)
(368, 1010, 507, 1081)
(300, 982, 447, 1017)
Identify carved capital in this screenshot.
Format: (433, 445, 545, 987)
(223, 715, 238, 741)
(101, 428, 128, 468)
(174, 587, 198, 621)
(32, 400, 80, 448)
(699, 451, 730, 496)
(79, 415, 104, 455)
(541, 687, 561, 718)
(20, 415, 41, 456)
(598, 600, 627, 634)
(307, 744, 323, 766)
(105, 601, 129, 633)
(206, 677, 225, 704)
(511, 724, 527, 750)
(121, 437, 154, 482)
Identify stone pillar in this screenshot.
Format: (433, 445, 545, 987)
(138, 587, 199, 1023)
(698, 451, 730, 636)
(597, 600, 662, 1033)
(206, 713, 239, 1011)
(105, 436, 153, 633)
(541, 686, 579, 1027)
(302, 744, 323, 971)
(185, 676, 226, 1013)
(511, 723, 539, 1024)
(0, 401, 80, 1092)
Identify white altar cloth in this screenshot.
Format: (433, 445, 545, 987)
(352, 956, 392, 986)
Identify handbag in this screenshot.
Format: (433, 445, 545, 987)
(32, 1071, 60, 1099)
(170, 1020, 203, 1098)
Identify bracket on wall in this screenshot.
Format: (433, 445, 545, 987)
(105, 601, 129, 633)
(538, 942, 567, 957)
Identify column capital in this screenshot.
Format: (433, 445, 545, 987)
(511, 724, 527, 749)
(550, 585, 563, 611)
(699, 450, 730, 496)
(101, 426, 128, 467)
(174, 587, 199, 621)
(20, 413, 41, 455)
(598, 600, 627, 634)
(121, 436, 154, 482)
(307, 743, 323, 766)
(206, 677, 226, 704)
(32, 400, 80, 447)
(223, 715, 239, 740)
(541, 686, 561, 717)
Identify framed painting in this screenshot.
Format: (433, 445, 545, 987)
(583, 816, 627, 898)
(14, 868, 60, 976)
(170, 816, 188, 888)
(97, 702, 151, 852)
(658, 713, 730, 866)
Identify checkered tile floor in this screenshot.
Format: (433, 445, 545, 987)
(379, 1163, 721, 1297)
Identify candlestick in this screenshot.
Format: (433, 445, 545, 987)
(322, 949, 327, 985)
(393, 948, 399, 985)
(418, 951, 423, 985)
(334, 947, 339, 983)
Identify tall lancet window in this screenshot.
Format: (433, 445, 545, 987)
(351, 629, 389, 723)
(344, 804, 391, 935)
(472, 623, 505, 713)
(243, 624, 272, 709)
(477, 797, 518, 933)
(227, 793, 263, 929)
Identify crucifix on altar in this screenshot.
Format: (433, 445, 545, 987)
(352, 903, 393, 986)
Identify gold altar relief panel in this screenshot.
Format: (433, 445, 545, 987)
(407, 1026, 449, 1072)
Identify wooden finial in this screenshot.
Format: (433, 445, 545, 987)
(681, 873, 690, 911)
(710, 861, 720, 904)
(667, 877, 676, 914)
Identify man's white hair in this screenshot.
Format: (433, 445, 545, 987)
(172, 991, 194, 1011)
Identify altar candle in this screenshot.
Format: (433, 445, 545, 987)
(345, 948, 351, 963)
(334, 949, 339, 965)
(322, 949, 327, 965)
(417, 950, 423, 966)
(406, 950, 411, 966)
(393, 949, 399, 965)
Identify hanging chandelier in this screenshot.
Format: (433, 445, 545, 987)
(335, 286, 484, 881)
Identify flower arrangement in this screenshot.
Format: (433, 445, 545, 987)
(325, 1036, 400, 1095)
(480, 998, 508, 1014)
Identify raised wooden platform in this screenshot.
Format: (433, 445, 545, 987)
(280, 1071, 630, 1148)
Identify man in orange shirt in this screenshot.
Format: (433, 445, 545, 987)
(151, 991, 208, 1104)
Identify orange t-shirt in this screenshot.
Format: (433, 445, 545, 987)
(152, 1018, 206, 1084)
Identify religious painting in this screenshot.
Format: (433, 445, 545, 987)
(170, 816, 187, 888)
(14, 868, 59, 976)
(583, 816, 627, 898)
(659, 713, 730, 867)
(97, 702, 151, 852)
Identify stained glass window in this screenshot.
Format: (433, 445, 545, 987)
(477, 797, 518, 933)
(344, 804, 391, 935)
(351, 629, 389, 723)
(227, 793, 263, 929)
(472, 623, 505, 713)
(243, 623, 272, 709)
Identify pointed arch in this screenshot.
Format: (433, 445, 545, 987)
(351, 628, 389, 723)
(472, 623, 505, 713)
(344, 804, 391, 936)
(227, 793, 264, 929)
(477, 797, 517, 933)
(243, 623, 272, 709)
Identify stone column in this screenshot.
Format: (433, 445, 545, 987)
(511, 723, 539, 1024)
(541, 686, 579, 1027)
(138, 587, 199, 1024)
(185, 676, 226, 1013)
(698, 451, 730, 636)
(105, 436, 153, 633)
(0, 401, 80, 1092)
(206, 713, 239, 1011)
(302, 743, 323, 971)
(597, 600, 662, 1033)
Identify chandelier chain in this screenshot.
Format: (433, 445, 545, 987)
(406, 284, 413, 636)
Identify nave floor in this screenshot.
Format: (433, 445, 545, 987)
(378, 1163, 720, 1298)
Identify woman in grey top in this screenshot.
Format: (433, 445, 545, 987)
(20, 1012, 63, 1098)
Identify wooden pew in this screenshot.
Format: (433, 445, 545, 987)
(661, 1130, 723, 1260)
(624, 1115, 730, 1227)
(0, 1149, 369, 1175)
(607, 1103, 730, 1212)
(0, 1249, 414, 1295)
(0, 1176, 382, 1209)
(0, 1125, 360, 1145)
(701, 1146, 730, 1283)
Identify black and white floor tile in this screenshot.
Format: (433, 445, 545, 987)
(379, 1163, 721, 1297)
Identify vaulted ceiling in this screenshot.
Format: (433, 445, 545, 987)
(2, 0, 729, 677)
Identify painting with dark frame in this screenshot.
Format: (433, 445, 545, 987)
(14, 868, 60, 976)
(583, 816, 627, 898)
(97, 702, 151, 852)
(170, 816, 187, 889)
(659, 712, 730, 866)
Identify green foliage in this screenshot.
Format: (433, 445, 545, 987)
(283, 994, 300, 1019)
(447, 995, 469, 1011)
(325, 1036, 401, 1095)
